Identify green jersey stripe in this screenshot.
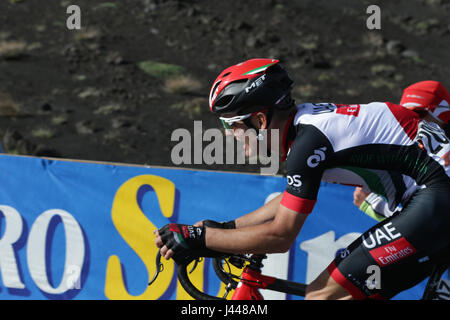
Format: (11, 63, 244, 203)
(339, 166, 388, 200)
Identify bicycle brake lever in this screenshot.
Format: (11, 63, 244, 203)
(148, 250, 164, 286)
(188, 257, 203, 274)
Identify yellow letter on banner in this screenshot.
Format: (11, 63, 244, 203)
(105, 175, 175, 300)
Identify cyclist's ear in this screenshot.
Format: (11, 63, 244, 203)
(251, 112, 268, 130)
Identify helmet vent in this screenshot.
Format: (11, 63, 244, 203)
(214, 95, 234, 108)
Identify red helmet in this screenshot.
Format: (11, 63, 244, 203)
(400, 80, 450, 124)
(209, 58, 294, 116)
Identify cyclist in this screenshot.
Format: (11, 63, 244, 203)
(155, 58, 450, 300)
(354, 80, 450, 220)
(400, 80, 450, 135)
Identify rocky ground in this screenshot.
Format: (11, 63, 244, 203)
(1, 0, 449, 173)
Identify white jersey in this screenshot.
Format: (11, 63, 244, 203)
(281, 102, 450, 214)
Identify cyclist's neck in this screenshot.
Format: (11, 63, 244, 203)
(279, 109, 297, 162)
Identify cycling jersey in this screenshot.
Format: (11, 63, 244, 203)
(356, 121, 450, 220)
(281, 102, 450, 214)
(280, 102, 450, 299)
(327, 168, 417, 220)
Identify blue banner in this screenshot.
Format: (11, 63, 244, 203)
(0, 154, 426, 299)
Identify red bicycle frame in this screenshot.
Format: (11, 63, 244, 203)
(231, 267, 277, 300)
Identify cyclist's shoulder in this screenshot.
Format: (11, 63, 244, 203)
(285, 122, 334, 169)
(293, 101, 392, 125)
(294, 101, 389, 112)
(292, 101, 419, 143)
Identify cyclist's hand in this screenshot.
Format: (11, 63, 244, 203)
(195, 219, 236, 229)
(154, 223, 224, 265)
(353, 187, 370, 207)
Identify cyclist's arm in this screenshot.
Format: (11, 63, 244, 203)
(194, 193, 282, 228)
(206, 125, 331, 254)
(205, 203, 308, 254)
(233, 193, 282, 228)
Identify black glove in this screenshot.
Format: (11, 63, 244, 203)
(202, 219, 236, 229)
(158, 223, 225, 265)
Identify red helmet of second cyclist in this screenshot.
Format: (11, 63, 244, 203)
(400, 80, 450, 124)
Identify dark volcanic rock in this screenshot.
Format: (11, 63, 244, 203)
(0, 0, 449, 173)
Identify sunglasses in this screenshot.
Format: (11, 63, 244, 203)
(219, 108, 268, 129)
(219, 114, 252, 129)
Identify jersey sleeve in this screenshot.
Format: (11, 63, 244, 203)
(358, 193, 396, 222)
(280, 124, 334, 214)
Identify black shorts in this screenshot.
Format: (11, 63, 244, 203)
(327, 181, 450, 299)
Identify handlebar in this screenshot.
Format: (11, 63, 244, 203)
(149, 250, 231, 300)
(177, 261, 225, 300)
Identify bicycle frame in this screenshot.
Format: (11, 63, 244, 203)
(230, 264, 306, 300)
(231, 267, 267, 300)
(181, 253, 306, 300)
